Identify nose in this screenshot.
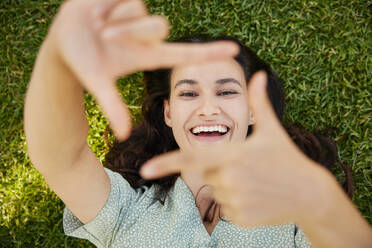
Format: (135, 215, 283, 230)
(196, 97, 221, 118)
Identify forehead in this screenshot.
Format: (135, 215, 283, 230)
(170, 59, 245, 87)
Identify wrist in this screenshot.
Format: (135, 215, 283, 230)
(35, 34, 81, 86)
(294, 159, 339, 226)
(295, 161, 372, 248)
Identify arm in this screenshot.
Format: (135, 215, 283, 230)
(24, 36, 110, 224)
(296, 165, 372, 248)
(24, 0, 238, 225)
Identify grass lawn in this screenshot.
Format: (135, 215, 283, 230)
(1, 0, 371, 247)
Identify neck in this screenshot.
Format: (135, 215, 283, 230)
(181, 171, 208, 197)
(181, 170, 214, 207)
(181, 170, 224, 223)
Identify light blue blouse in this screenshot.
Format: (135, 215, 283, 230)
(63, 168, 312, 247)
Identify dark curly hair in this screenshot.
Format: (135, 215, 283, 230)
(104, 35, 354, 224)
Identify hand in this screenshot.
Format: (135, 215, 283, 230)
(140, 71, 333, 227)
(48, 0, 239, 141)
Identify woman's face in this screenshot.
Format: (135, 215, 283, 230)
(164, 58, 255, 152)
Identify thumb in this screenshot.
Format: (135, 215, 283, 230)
(247, 71, 282, 134)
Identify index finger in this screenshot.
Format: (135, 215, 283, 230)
(153, 41, 240, 69)
(140, 147, 228, 179)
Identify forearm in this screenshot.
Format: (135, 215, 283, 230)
(298, 166, 372, 248)
(24, 36, 89, 174)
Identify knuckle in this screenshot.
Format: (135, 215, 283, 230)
(135, 0, 148, 14)
(152, 16, 170, 35)
(152, 15, 169, 27)
(125, 0, 148, 17)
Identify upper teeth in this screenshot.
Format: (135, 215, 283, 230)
(191, 125, 228, 134)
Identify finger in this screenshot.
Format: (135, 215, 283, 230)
(140, 149, 224, 179)
(106, 0, 148, 22)
(151, 41, 240, 69)
(246, 71, 283, 134)
(102, 15, 169, 42)
(93, 0, 146, 20)
(140, 151, 199, 179)
(93, 82, 132, 141)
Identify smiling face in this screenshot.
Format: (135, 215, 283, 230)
(164, 59, 255, 152)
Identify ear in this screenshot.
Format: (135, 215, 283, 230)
(163, 99, 172, 127)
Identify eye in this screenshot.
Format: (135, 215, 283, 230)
(179, 91, 198, 97)
(217, 90, 238, 96)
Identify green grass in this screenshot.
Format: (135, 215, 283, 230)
(1, 0, 371, 246)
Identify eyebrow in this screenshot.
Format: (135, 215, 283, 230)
(174, 78, 242, 89)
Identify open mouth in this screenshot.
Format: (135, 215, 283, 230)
(189, 125, 230, 137)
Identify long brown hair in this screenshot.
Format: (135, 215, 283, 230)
(104, 35, 354, 223)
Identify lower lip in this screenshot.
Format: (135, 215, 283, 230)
(190, 131, 229, 142)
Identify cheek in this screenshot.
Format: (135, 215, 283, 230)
(225, 99, 250, 121)
(170, 102, 192, 130)
(225, 99, 250, 135)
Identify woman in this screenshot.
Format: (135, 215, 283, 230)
(24, 0, 371, 247)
